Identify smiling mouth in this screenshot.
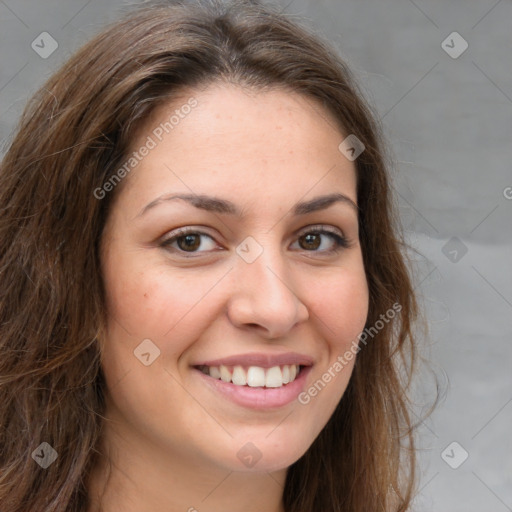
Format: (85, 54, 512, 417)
(194, 364, 304, 388)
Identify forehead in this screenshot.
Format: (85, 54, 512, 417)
(120, 83, 357, 212)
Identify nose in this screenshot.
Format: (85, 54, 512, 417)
(226, 241, 309, 339)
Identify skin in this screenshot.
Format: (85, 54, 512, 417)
(87, 83, 369, 512)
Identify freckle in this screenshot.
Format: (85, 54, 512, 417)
(144, 293, 148, 299)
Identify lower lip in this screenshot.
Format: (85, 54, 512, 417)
(193, 366, 312, 410)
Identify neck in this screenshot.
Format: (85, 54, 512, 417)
(86, 413, 287, 512)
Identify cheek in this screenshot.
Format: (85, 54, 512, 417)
(317, 281, 367, 397)
(295, 266, 368, 439)
(312, 266, 369, 352)
(102, 249, 219, 339)
(99, 252, 232, 393)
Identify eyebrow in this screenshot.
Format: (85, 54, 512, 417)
(136, 192, 359, 218)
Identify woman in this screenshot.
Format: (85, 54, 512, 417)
(0, 1, 422, 510)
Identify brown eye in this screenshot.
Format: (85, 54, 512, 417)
(160, 229, 218, 255)
(176, 234, 201, 252)
(292, 228, 350, 254)
(160, 225, 350, 258)
(299, 233, 321, 250)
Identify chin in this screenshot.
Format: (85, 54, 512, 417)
(213, 432, 312, 473)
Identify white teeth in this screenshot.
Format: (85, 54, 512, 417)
(231, 365, 247, 386)
(265, 366, 283, 388)
(203, 364, 302, 387)
(282, 365, 290, 384)
(220, 365, 231, 383)
(247, 366, 266, 387)
(209, 366, 221, 379)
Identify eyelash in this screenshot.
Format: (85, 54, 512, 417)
(159, 225, 351, 257)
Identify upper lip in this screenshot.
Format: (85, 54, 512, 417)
(193, 352, 314, 368)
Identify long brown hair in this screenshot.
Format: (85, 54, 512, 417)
(0, 1, 423, 510)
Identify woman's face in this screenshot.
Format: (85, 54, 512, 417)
(99, 83, 369, 474)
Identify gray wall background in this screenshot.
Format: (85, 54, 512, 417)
(1, 1, 511, 510)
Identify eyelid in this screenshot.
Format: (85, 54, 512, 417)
(296, 224, 353, 251)
(295, 223, 344, 238)
(159, 226, 220, 250)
